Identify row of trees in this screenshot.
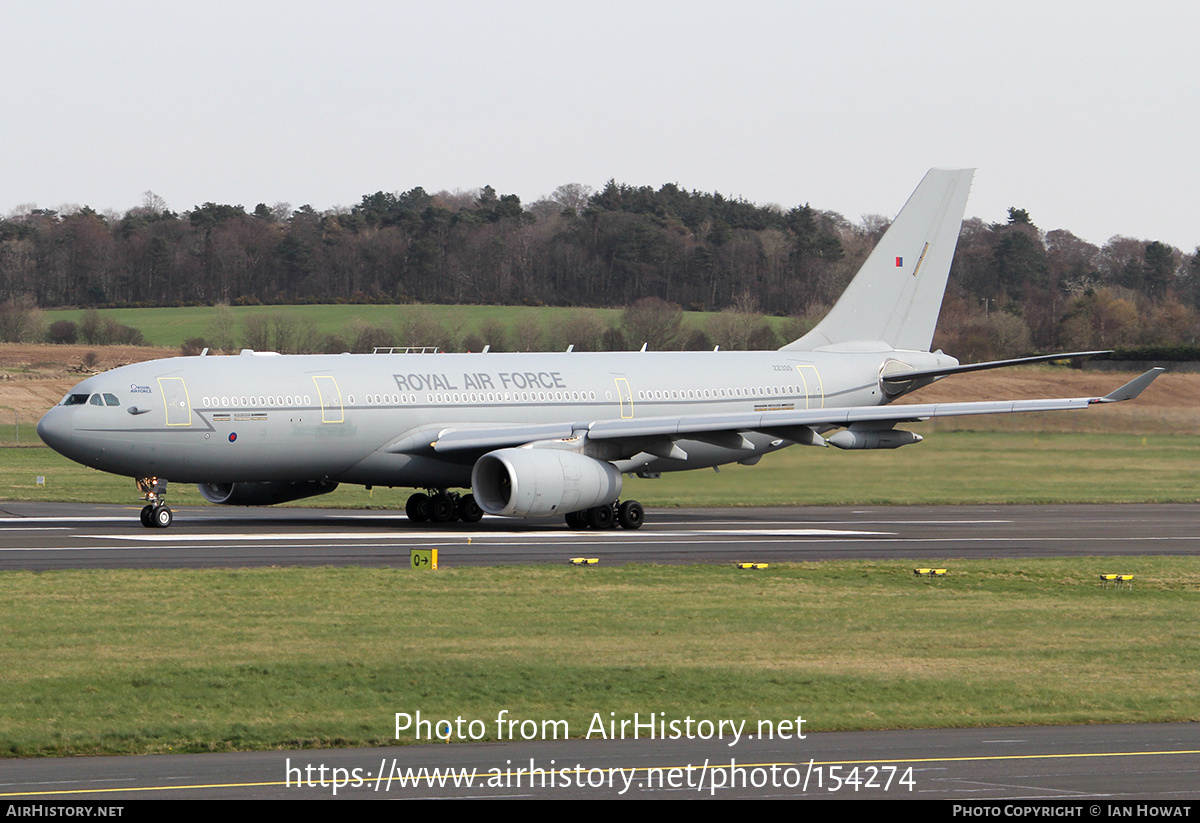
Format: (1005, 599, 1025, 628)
(2, 185, 1198, 357)
(0, 183, 853, 313)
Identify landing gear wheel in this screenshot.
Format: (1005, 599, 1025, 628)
(564, 510, 588, 529)
(587, 504, 615, 530)
(152, 506, 173, 528)
(430, 493, 457, 523)
(459, 494, 484, 523)
(406, 492, 431, 523)
(140, 505, 154, 528)
(617, 500, 644, 530)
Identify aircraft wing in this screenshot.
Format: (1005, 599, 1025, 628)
(427, 369, 1163, 454)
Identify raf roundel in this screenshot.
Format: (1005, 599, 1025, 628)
(228, 432, 237, 443)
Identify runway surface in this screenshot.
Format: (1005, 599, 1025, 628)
(3, 502, 1198, 801)
(2, 501, 1200, 570)
(2, 723, 1197, 799)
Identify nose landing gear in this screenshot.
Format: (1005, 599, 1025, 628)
(136, 477, 173, 528)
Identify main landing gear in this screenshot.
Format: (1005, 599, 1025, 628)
(402, 490, 644, 530)
(405, 490, 484, 524)
(136, 477, 173, 528)
(565, 500, 644, 530)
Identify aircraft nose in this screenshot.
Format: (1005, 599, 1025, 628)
(37, 406, 74, 454)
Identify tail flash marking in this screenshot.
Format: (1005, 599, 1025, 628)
(911, 242, 929, 278)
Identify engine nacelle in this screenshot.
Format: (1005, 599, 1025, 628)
(471, 448, 622, 518)
(197, 480, 339, 506)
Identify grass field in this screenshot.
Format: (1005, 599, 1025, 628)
(41, 304, 709, 350)
(2, 558, 1197, 756)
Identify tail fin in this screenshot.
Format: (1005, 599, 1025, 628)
(782, 168, 973, 353)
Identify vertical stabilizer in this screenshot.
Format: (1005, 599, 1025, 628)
(783, 168, 973, 353)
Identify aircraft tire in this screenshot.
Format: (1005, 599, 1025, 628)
(430, 494, 457, 523)
(140, 505, 154, 528)
(153, 506, 173, 528)
(617, 500, 644, 530)
(405, 493, 431, 523)
(459, 494, 484, 523)
(587, 504, 615, 530)
(564, 510, 588, 529)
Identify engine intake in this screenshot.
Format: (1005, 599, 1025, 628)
(471, 448, 622, 518)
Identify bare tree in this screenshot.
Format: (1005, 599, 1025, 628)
(0, 294, 43, 342)
(621, 297, 684, 350)
(242, 313, 273, 351)
(550, 183, 594, 214)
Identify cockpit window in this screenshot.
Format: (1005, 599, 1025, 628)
(63, 394, 90, 406)
(89, 394, 103, 406)
(103, 393, 120, 406)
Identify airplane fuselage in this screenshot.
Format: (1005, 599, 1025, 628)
(37, 347, 953, 488)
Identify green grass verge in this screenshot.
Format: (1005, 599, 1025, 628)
(3, 559, 1197, 756)
(5, 431, 1200, 507)
(43, 304, 747, 350)
(41, 303, 806, 349)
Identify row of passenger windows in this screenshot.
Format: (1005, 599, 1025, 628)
(202, 390, 604, 408)
(202, 395, 312, 408)
(198, 386, 797, 410)
(426, 390, 599, 404)
(638, 385, 802, 401)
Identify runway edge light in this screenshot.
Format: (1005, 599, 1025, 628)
(569, 557, 599, 566)
(734, 562, 769, 570)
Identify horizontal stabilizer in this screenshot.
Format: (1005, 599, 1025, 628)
(881, 351, 1112, 383)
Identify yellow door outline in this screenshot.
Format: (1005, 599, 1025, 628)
(312, 376, 344, 423)
(157, 377, 192, 426)
(614, 377, 634, 419)
(794, 365, 825, 409)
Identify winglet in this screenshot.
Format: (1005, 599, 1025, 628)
(1097, 368, 1165, 403)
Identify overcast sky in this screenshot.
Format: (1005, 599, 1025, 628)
(2, 1, 1196, 251)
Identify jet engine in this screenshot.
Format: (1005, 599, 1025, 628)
(471, 448, 622, 518)
(197, 480, 339, 506)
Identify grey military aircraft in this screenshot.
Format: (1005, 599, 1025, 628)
(37, 169, 1162, 529)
